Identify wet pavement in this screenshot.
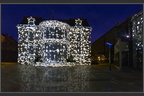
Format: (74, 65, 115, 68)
(1, 63, 143, 92)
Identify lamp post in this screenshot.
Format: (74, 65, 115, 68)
(106, 42, 112, 70)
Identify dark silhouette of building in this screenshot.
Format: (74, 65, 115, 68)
(1, 34, 18, 62)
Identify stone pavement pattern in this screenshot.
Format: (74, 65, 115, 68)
(1, 63, 143, 92)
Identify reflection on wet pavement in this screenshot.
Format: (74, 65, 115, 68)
(2, 64, 90, 92)
(1, 64, 143, 92)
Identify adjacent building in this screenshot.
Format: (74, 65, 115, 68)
(131, 11, 143, 70)
(17, 17, 92, 66)
(1, 34, 18, 62)
(91, 10, 143, 71)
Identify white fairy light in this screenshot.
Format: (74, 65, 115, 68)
(17, 17, 92, 66)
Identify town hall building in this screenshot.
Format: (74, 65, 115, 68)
(17, 16, 92, 66)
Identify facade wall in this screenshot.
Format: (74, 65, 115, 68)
(17, 17, 92, 66)
(131, 11, 143, 70)
(114, 39, 129, 69)
(38, 20, 70, 64)
(91, 27, 118, 62)
(69, 26, 91, 64)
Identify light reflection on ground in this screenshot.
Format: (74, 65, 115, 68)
(1, 64, 143, 92)
(20, 65, 90, 92)
(2, 64, 90, 92)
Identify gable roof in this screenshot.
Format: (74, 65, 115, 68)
(20, 16, 90, 26)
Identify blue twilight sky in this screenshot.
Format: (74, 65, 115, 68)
(1, 4, 143, 43)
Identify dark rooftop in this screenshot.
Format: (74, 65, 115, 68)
(20, 16, 90, 26)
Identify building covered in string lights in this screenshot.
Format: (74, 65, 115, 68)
(17, 16, 92, 66)
(131, 11, 143, 70)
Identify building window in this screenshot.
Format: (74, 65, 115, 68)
(29, 46, 33, 54)
(29, 32, 33, 41)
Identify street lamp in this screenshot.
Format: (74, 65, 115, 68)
(106, 42, 112, 70)
(126, 35, 130, 38)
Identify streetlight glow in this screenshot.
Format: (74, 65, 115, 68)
(126, 35, 130, 38)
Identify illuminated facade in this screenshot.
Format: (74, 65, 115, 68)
(131, 11, 143, 70)
(17, 17, 92, 66)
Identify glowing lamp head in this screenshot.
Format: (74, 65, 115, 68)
(126, 35, 130, 38)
